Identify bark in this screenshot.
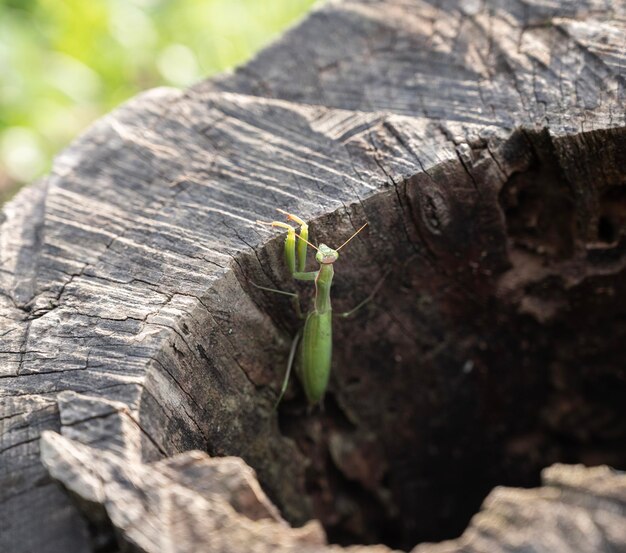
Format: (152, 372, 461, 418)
(1, 1, 625, 552)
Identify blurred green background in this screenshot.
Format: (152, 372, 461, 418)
(0, 0, 316, 202)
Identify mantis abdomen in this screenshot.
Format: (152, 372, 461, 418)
(299, 310, 332, 404)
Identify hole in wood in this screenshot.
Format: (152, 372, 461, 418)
(597, 216, 616, 243)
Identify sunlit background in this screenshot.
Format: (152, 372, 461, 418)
(0, 0, 316, 202)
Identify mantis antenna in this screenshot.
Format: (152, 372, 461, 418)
(335, 222, 368, 251)
(292, 232, 320, 251)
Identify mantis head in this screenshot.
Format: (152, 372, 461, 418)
(316, 244, 339, 264)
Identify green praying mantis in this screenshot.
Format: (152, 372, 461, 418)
(254, 209, 385, 408)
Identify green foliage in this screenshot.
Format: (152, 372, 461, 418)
(0, 0, 316, 197)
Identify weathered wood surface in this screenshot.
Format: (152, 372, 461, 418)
(1, 0, 625, 551)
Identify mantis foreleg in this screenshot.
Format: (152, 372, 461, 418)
(294, 271, 317, 281)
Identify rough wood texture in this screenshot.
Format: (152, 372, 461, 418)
(1, 0, 625, 552)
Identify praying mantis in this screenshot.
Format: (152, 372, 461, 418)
(255, 209, 384, 407)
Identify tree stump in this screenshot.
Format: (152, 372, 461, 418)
(1, 1, 625, 552)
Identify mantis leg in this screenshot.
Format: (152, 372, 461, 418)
(274, 328, 302, 409)
(294, 271, 318, 281)
(250, 280, 298, 298)
(249, 281, 304, 319)
(259, 210, 310, 275)
(337, 270, 390, 318)
(276, 209, 309, 273)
